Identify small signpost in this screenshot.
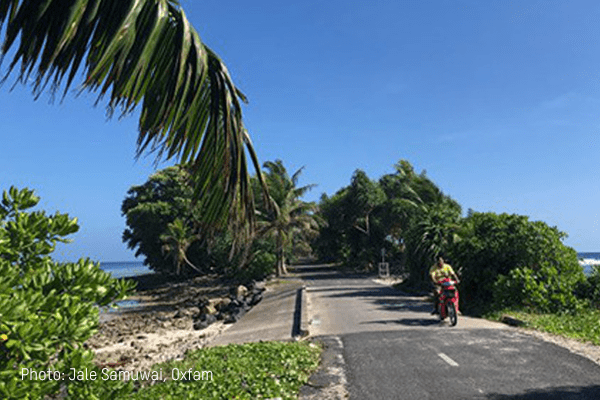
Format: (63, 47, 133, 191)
(378, 248, 389, 278)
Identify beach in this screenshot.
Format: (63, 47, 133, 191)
(88, 273, 258, 376)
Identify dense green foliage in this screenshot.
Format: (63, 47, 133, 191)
(253, 160, 321, 276)
(576, 265, 600, 310)
(314, 159, 592, 316)
(449, 212, 585, 314)
(128, 341, 321, 400)
(122, 161, 318, 278)
(122, 165, 204, 276)
(315, 160, 461, 278)
(0, 187, 134, 399)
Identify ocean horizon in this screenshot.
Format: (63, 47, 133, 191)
(100, 253, 600, 278)
(99, 261, 151, 279)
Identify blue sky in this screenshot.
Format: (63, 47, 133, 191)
(1, 0, 599, 262)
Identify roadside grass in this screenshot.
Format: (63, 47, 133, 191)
(486, 308, 600, 346)
(126, 340, 321, 400)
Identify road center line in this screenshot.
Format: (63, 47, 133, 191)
(438, 352, 459, 367)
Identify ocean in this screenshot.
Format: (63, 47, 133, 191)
(99, 261, 151, 278)
(100, 254, 600, 278)
(98, 261, 150, 312)
(578, 252, 600, 275)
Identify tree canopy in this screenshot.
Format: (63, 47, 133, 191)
(122, 160, 319, 278)
(315, 159, 460, 274)
(253, 160, 321, 276)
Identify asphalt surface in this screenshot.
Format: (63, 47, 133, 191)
(300, 264, 600, 400)
(303, 265, 505, 334)
(343, 329, 600, 399)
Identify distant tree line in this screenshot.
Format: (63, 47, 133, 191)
(121, 160, 321, 282)
(312, 159, 596, 315)
(121, 158, 599, 316)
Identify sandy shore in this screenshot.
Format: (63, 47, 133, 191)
(87, 273, 240, 374)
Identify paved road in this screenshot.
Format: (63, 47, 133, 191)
(300, 265, 600, 399)
(303, 265, 504, 334)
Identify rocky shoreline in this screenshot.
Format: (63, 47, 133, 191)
(87, 273, 266, 375)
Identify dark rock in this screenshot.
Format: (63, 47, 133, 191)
(193, 313, 217, 330)
(197, 296, 210, 308)
(501, 315, 526, 327)
(193, 320, 208, 330)
(248, 293, 263, 306)
(225, 308, 246, 324)
(204, 314, 217, 325)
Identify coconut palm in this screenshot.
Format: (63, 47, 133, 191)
(255, 160, 320, 276)
(0, 0, 266, 232)
(160, 218, 200, 276)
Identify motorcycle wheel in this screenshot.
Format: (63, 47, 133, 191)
(447, 302, 457, 326)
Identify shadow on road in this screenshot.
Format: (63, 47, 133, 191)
(361, 318, 440, 327)
(313, 285, 433, 314)
(486, 384, 600, 399)
(290, 264, 375, 281)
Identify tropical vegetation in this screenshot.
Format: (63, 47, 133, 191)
(0, 0, 266, 235)
(1, 0, 597, 389)
(0, 187, 135, 399)
(252, 160, 321, 276)
(314, 159, 595, 320)
(315, 159, 461, 281)
(122, 160, 319, 279)
(129, 341, 321, 400)
(449, 211, 585, 315)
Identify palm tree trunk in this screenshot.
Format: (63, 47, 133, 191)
(181, 250, 202, 274)
(276, 230, 287, 276)
(281, 251, 288, 275)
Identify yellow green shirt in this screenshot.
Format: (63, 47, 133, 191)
(429, 263, 455, 283)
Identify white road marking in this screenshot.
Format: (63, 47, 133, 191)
(438, 352, 459, 367)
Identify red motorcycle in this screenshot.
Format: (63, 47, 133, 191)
(437, 278, 459, 326)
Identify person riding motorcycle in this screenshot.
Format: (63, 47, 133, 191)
(429, 256, 459, 315)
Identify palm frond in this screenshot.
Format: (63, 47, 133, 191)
(0, 0, 265, 232)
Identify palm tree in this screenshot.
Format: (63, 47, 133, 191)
(255, 160, 320, 276)
(160, 218, 200, 276)
(0, 0, 266, 233)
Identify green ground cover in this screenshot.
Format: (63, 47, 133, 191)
(487, 309, 600, 346)
(127, 340, 321, 400)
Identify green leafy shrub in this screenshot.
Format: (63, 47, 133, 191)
(129, 341, 321, 400)
(0, 187, 135, 399)
(576, 265, 600, 309)
(234, 250, 277, 282)
(450, 212, 585, 314)
(493, 262, 583, 313)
